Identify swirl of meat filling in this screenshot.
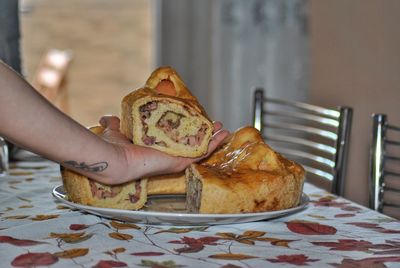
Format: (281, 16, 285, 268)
(89, 181, 142, 204)
(139, 100, 209, 148)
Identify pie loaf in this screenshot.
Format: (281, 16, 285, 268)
(186, 126, 305, 214)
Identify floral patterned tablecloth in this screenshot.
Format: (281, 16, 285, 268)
(1, 158, 400, 268)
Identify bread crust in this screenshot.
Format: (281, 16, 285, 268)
(186, 126, 305, 214)
(147, 172, 186, 195)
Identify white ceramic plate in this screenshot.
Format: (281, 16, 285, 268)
(52, 185, 309, 226)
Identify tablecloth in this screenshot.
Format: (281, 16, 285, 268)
(1, 158, 400, 268)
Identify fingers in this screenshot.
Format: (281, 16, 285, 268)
(209, 129, 230, 151)
(192, 128, 230, 161)
(98, 115, 131, 145)
(99, 115, 120, 131)
(213, 121, 223, 133)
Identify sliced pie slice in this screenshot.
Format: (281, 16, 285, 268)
(120, 66, 213, 157)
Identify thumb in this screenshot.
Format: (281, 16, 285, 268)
(99, 115, 121, 131)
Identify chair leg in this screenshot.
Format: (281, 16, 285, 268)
(369, 114, 386, 211)
(332, 107, 352, 196)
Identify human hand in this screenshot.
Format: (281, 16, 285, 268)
(98, 115, 229, 184)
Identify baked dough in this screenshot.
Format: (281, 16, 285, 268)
(120, 66, 213, 157)
(61, 126, 148, 210)
(186, 126, 305, 214)
(147, 172, 186, 195)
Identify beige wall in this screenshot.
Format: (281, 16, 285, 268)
(310, 0, 400, 205)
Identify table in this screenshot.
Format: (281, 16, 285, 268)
(1, 158, 400, 268)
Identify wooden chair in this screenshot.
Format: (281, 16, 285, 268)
(32, 49, 73, 113)
(252, 88, 353, 196)
(369, 114, 400, 219)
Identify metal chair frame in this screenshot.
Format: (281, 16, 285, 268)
(253, 88, 353, 196)
(369, 114, 400, 212)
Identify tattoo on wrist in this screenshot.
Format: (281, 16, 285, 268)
(63, 160, 108, 172)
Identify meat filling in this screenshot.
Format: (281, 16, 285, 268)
(139, 102, 158, 145)
(89, 181, 142, 204)
(157, 111, 183, 131)
(128, 181, 142, 203)
(90, 181, 122, 199)
(140, 101, 158, 120)
(139, 101, 209, 147)
(178, 123, 208, 146)
(186, 169, 202, 213)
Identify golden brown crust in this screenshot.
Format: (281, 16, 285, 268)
(147, 172, 186, 195)
(145, 66, 196, 101)
(61, 166, 93, 205)
(186, 126, 305, 214)
(120, 66, 214, 157)
(61, 126, 148, 210)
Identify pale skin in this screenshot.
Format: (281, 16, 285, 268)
(0, 61, 230, 185)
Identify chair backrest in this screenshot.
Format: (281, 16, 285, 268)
(369, 114, 400, 218)
(252, 88, 353, 196)
(32, 49, 73, 113)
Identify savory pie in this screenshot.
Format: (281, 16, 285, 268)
(186, 126, 305, 214)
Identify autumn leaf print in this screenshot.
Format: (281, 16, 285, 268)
(11, 171, 34, 176)
(311, 196, 346, 207)
(92, 260, 128, 268)
(49, 232, 93, 243)
(216, 231, 266, 245)
(11, 252, 58, 267)
(108, 232, 133, 241)
(286, 221, 337, 235)
(155, 226, 208, 234)
(307, 214, 327, 220)
(312, 239, 394, 252)
(104, 247, 127, 256)
(18, 205, 34, 209)
(4, 215, 29, 220)
(0, 236, 45, 246)
(131, 252, 165, 256)
(140, 260, 184, 268)
(209, 253, 257, 260)
(330, 256, 400, 267)
(220, 264, 243, 268)
(334, 213, 356, 218)
(30, 214, 59, 221)
(346, 222, 400, 234)
(69, 224, 90, 230)
(266, 254, 319, 266)
(112, 247, 126, 254)
(110, 220, 141, 230)
(53, 248, 89, 258)
(169, 236, 219, 253)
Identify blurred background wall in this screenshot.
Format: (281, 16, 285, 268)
(155, 0, 310, 132)
(19, 0, 153, 126)
(309, 0, 400, 205)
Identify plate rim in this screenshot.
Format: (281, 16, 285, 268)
(52, 185, 309, 219)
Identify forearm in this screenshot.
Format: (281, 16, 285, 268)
(0, 61, 128, 183)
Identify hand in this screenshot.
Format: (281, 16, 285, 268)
(99, 115, 229, 184)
